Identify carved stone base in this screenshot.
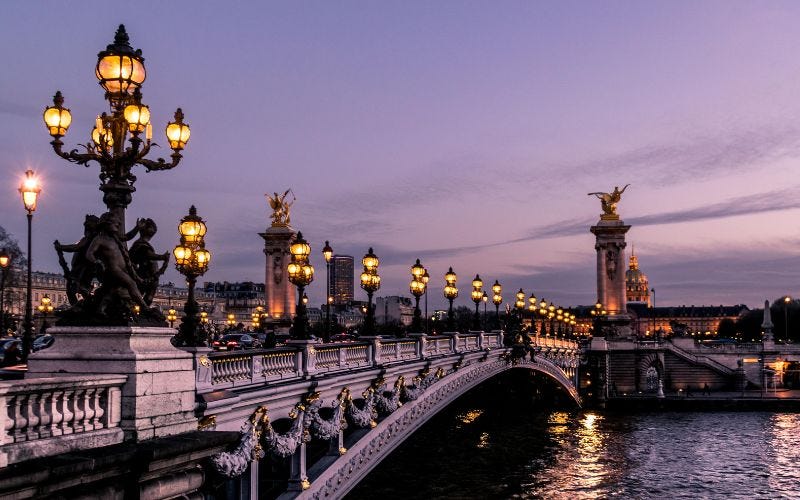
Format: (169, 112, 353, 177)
(26, 326, 197, 441)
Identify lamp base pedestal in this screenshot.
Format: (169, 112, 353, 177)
(26, 326, 197, 441)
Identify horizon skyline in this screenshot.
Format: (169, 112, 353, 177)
(3, 2, 800, 310)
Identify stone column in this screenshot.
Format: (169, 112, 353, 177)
(260, 225, 296, 323)
(590, 217, 632, 338)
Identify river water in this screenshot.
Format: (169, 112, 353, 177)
(347, 370, 800, 500)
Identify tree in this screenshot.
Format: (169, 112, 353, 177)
(717, 318, 736, 339)
(0, 226, 25, 333)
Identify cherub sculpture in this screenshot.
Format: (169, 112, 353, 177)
(588, 184, 630, 217)
(129, 218, 170, 305)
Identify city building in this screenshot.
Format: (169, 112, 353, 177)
(625, 247, 650, 305)
(329, 255, 354, 305)
(202, 281, 264, 325)
(375, 296, 414, 326)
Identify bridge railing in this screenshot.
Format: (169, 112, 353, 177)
(0, 374, 126, 467)
(197, 331, 577, 394)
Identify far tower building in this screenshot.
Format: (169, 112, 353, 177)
(329, 255, 354, 305)
(625, 247, 650, 306)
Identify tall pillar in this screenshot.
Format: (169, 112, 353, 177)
(590, 214, 632, 338)
(260, 225, 296, 323)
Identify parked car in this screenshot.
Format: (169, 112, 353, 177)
(212, 333, 260, 351)
(0, 339, 22, 366)
(329, 333, 357, 343)
(33, 334, 55, 352)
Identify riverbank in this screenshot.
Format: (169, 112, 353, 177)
(602, 389, 800, 411)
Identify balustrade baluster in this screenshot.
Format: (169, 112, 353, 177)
(71, 389, 85, 433)
(37, 392, 52, 438)
(83, 388, 96, 431)
(24, 393, 41, 440)
(12, 394, 27, 442)
(0, 395, 12, 446)
(94, 388, 106, 429)
(61, 389, 74, 435)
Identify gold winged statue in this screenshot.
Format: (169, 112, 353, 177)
(588, 184, 629, 218)
(267, 189, 295, 227)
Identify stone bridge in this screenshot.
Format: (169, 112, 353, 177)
(196, 331, 580, 498)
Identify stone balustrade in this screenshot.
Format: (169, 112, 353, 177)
(0, 374, 126, 467)
(199, 332, 579, 394)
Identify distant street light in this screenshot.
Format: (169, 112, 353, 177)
(173, 206, 211, 347)
(784, 296, 791, 343)
(482, 291, 488, 324)
(359, 248, 380, 336)
(410, 259, 426, 333)
(471, 275, 483, 331)
(528, 293, 538, 335)
(443, 267, 458, 331)
(288, 232, 314, 340)
(19, 169, 41, 362)
(167, 308, 177, 329)
(37, 294, 54, 333)
(322, 240, 333, 342)
(422, 269, 430, 334)
(0, 249, 9, 335)
(492, 280, 502, 330)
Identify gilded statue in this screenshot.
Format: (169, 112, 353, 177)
(588, 184, 629, 217)
(267, 189, 295, 227)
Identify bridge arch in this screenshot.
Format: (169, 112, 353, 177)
(302, 355, 579, 499)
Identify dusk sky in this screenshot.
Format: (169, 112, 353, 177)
(3, 1, 800, 310)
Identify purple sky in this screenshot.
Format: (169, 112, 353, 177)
(2, 1, 800, 310)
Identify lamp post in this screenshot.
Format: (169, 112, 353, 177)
(538, 300, 548, 337)
(359, 248, 380, 337)
(322, 241, 333, 342)
(19, 169, 41, 362)
(528, 293, 538, 335)
(443, 267, 458, 331)
(288, 232, 314, 340)
(0, 249, 9, 335)
(410, 259, 426, 333)
(172, 206, 211, 347)
(492, 281, 502, 330)
(37, 294, 54, 334)
(422, 269, 430, 334)
(650, 288, 656, 340)
(784, 296, 791, 343)
(43, 25, 190, 236)
(226, 313, 236, 330)
(167, 308, 177, 328)
(470, 275, 484, 331)
(482, 291, 488, 324)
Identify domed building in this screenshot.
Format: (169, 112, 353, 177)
(625, 247, 650, 306)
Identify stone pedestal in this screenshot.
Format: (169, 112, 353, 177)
(26, 326, 197, 441)
(590, 217, 632, 338)
(260, 225, 296, 322)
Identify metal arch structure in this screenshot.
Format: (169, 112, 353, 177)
(196, 332, 581, 499)
(303, 355, 580, 499)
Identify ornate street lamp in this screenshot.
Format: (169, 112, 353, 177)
(19, 169, 41, 362)
(302, 293, 309, 306)
(37, 294, 54, 333)
(471, 275, 483, 331)
(443, 267, 458, 331)
(226, 313, 236, 328)
(0, 249, 9, 335)
(172, 206, 211, 347)
(528, 293, 538, 334)
(322, 240, 333, 342)
(410, 259, 426, 333)
(482, 291, 488, 323)
(784, 296, 791, 343)
(167, 308, 177, 328)
(491, 280, 502, 329)
(422, 269, 430, 334)
(200, 310, 209, 324)
(359, 248, 380, 336)
(43, 25, 190, 236)
(288, 232, 314, 340)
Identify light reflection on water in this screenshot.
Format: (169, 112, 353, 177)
(526, 412, 800, 500)
(349, 376, 800, 500)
